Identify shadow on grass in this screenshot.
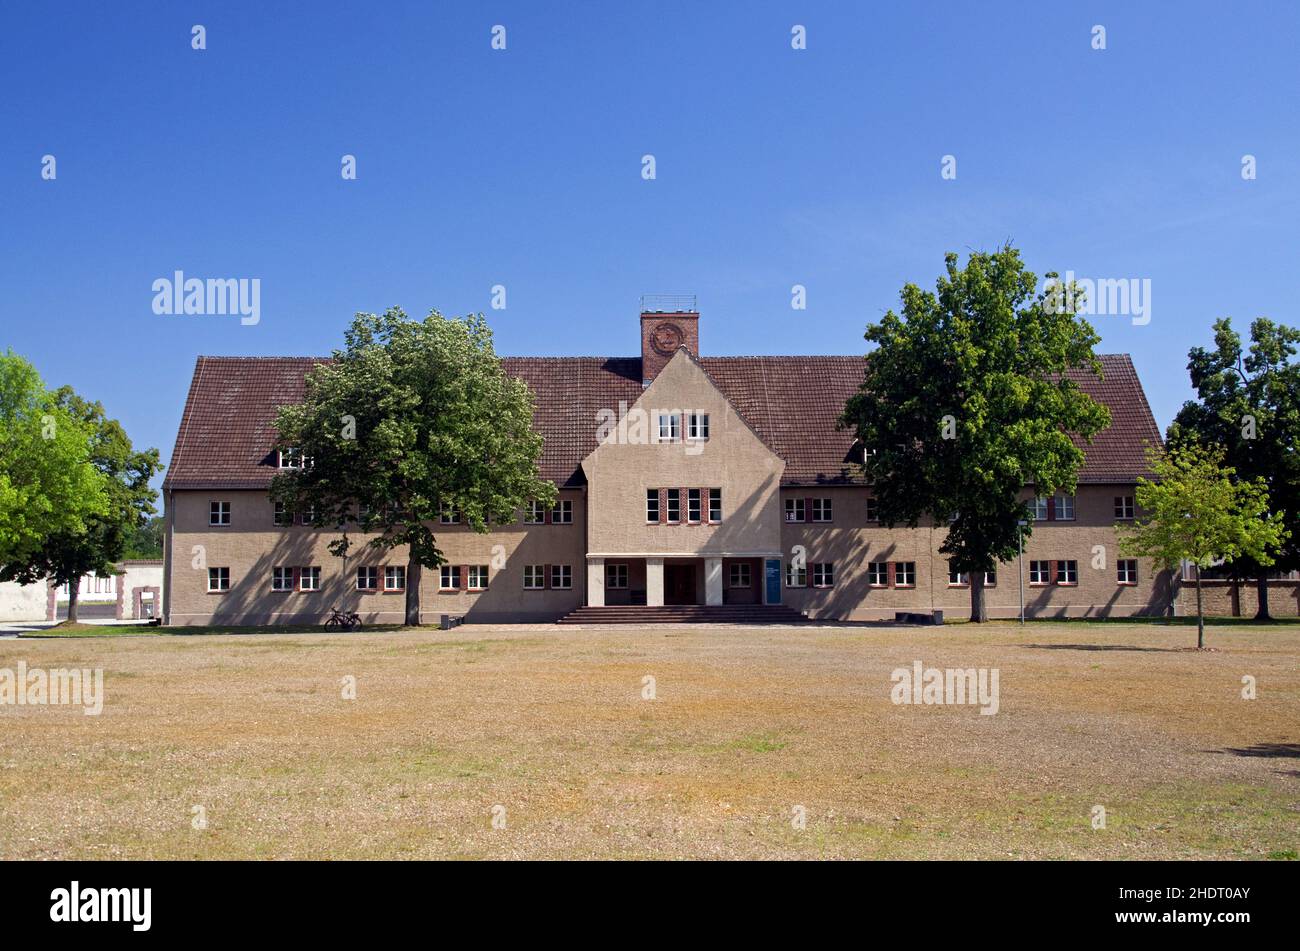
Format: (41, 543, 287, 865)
(19, 623, 421, 638)
(1022, 643, 1186, 653)
(1218, 743, 1300, 759)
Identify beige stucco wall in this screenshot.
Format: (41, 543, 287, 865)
(581, 349, 785, 559)
(165, 488, 585, 625)
(779, 484, 1175, 620)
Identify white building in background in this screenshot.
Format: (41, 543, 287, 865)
(59, 573, 119, 602)
(0, 561, 164, 624)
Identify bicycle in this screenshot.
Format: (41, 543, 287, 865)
(324, 607, 362, 631)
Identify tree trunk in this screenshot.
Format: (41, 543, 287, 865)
(1254, 570, 1271, 621)
(1194, 565, 1204, 650)
(969, 571, 987, 623)
(404, 557, 422, 627)
(66, 579, 80, 624)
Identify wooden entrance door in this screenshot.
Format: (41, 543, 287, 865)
(664, 564, 698, 605)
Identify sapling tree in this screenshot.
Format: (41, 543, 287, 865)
(1118, 443, 1288, 648)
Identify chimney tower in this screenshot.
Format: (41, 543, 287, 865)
(639, 295, 699, 386)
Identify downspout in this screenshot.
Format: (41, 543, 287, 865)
(582, 483, 589, 609)
(162, 487, 174, 625)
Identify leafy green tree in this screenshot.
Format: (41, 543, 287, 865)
(1168, 317, 1300, 618)
(840, 246, 1110, 621)
(0, 352, 107, 578)
(1, 385, 161, 623)
(122, 515, 165, 560)
(1118, 443, 1288, 648)
(271, 308, 555, 626)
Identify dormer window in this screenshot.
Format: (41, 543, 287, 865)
(686, 413, 710, 441)
(278, 447, 312, 469)
(658, 413, 680, 442)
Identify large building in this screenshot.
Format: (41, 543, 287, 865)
(161, 305, 1177, 625)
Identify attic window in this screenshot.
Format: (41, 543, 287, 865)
(658, 413, 680, 442)
(278, 448, 312, 469)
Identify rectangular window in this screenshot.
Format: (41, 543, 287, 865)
(273, 501, 292, 526)
(949, 565, 996, 586)
(812, 498, 832, 522)
(783, 498, 804, 523)
(1029, 560, 1050, 585)
(646, 489, 660, 523)
(551, 564, 572, 590)
(551, 499, 573, 524)
(385, 566, 407, 591)
(812, 563, 835, 588)
(687, 412, 710, 441)
(708, 488, 722, 523)
(523, 565, 544, 590)
(658, 413, 679, 442)
(439, 505, 460, 525)
(867, 562, 888, 587)
(895, 562, 916, 587)
(1055, 494, 1075, 520)
(278, 447, 311, 469)
(357, 567, 378, 590)
(866, 496, 879, 522)
(1114, 496, 1135, 519)
(439, 565, 459, 590)
(1032, 497, 1049, 521)
(1117, 559, 1138, 585)
(728, 562, 751, 588)
(300, 505, 317, 524)
(209, 501, 231, 526)
(272, 567, 294, 592)
(207, 567, 230, 592)
(687, 488, 701, 523)
(298, 566, 321, 591)
(467, 565, 488, 590)
(606, 563, 628, 589)
(1057, 560, 1078, 585)
(785, 563, 806, 587)
(666, 489, 680, 523)
(523, 501, 544, 524)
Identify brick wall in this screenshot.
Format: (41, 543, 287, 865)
(1175, 578, 1300, 617)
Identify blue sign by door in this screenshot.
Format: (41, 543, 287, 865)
(764, 559, 782, 605)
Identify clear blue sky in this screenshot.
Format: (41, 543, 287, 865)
(2, 2, 1297, 488)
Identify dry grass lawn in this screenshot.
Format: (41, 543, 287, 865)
(1, 621, 1297, 860)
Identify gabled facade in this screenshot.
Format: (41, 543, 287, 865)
(581, 346, 786, 608)
(162, 306, 1174, 625)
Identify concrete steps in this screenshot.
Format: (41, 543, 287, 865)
(557, 604, 810, 625)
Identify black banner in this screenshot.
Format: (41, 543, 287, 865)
(0, 860, 1287, 938)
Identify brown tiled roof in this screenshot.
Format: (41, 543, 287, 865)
(164, 356, 322, 491)
(163, 353, 1160, 491)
